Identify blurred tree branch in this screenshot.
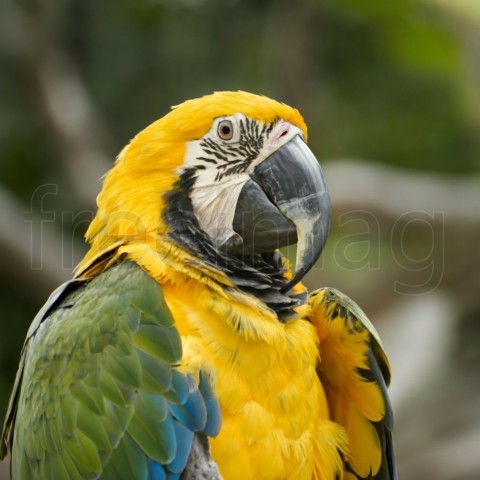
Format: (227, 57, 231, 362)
(0, 185, 84, 300)
(324, 160, 480, 222)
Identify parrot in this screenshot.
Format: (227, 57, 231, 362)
(1, 91, 396, 480)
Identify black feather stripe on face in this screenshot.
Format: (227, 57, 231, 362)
(196, 117, 278, 182)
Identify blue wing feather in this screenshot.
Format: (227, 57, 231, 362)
(147, 458, 166, 480)
(166, 421, 194, 474)
(139, 371, 219, 480)
(198, 371, 221, 437)
(168, 376, 207, 432)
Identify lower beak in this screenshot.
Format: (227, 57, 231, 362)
(230, 135, 331, 292)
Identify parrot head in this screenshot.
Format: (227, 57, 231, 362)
(80, 91, 331, 311)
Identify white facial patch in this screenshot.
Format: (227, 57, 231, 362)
(189, 175, 248, 249)
(180, 114, 302, 249)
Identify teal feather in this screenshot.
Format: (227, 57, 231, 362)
(164, 370, 189, 405)
(133, 324, 182, 364)
(137, 350, 172, 394)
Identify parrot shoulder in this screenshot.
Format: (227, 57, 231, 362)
(1, 261, 221, 479)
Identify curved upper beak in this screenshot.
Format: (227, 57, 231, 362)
(230, 135, 331, 292)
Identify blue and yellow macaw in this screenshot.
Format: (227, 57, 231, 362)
(1, 91, 396, 479)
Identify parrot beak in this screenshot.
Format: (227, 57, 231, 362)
(230, 135, 331, 292)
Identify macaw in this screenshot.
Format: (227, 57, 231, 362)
(1, 91, 396, 480)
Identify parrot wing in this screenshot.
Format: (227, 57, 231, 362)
(309, 288, 396, 480)
(1, 261, 221, 480)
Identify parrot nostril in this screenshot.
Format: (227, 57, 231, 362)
(269, 121, 291, 145)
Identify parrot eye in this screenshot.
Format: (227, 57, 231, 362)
(217, 120, 234, 140)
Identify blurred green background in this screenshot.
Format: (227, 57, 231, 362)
(1, 0, 480, 478)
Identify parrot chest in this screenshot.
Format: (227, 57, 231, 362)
(164, 285, 325, 480)
(208, 337, 324, 480)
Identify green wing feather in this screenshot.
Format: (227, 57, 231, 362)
(1, 261, 216, 479)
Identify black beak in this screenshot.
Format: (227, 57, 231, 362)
(230, 135, 331, 292)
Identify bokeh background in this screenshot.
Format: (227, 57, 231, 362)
(1, 0, 480, 478)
